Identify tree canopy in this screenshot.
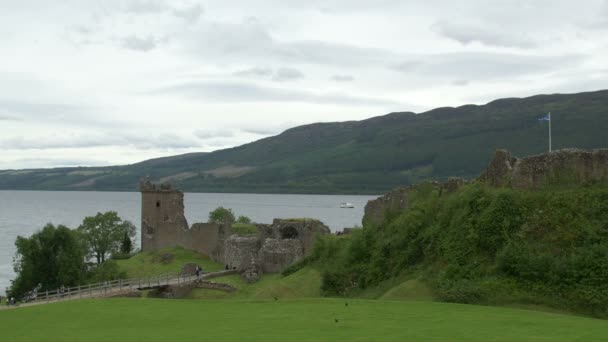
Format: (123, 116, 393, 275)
(78, 211, 136, 264)
(208, 207, 236, 224)
(10, 224, 87, 299)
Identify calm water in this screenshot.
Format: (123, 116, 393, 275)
(0, 190, 376, 296)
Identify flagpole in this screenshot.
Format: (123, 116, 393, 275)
(548, 112, 552, 153)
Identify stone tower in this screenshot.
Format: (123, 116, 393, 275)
(140, 180, 189, 252)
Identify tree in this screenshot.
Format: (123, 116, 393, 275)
(10, 224, 87, 299)
(78, 211, 136, 264)
(120, 231, 133, 254)
(237, 215, 252, 224)
(208, 207, 236, 224)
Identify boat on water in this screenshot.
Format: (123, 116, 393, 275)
(339, 202, 355, 209)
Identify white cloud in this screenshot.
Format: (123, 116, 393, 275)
(0, 0, 607, 169)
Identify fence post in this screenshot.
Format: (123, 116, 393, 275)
(46, 290, 49, 303)
(78, 285, 81, 298)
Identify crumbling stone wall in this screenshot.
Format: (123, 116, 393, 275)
(260, 239, 304, 273)
(223, 236, 262, 271)
(363, 187, 412, 227)
(140, 181, 330, 274)
(363, 148, 608, 227)
(479, 148, 608, 189)
(140, 180, 231, 258)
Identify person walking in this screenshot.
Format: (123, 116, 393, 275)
(195, 266, 200, 279)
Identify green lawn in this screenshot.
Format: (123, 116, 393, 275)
(115, 247, 224, 278)
(1, 298, 607, 341)
(188, 267, 322, 300)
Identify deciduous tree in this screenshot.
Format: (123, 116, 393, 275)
(78, 211, 136, 264)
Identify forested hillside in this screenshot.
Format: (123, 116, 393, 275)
(1, 90, 607, 193)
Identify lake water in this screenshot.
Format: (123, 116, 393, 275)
(0, 190, 376, 296)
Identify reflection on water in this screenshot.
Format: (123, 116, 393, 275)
(0, 190, 376, 295)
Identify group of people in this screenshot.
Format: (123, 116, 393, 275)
(1, 295, 16, 306)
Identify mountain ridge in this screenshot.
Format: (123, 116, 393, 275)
(1, 89, 607, 194)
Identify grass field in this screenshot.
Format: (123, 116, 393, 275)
(115, 247, 224, 278)
(1, 298, 607, 341)
(188, 267, 322, 300)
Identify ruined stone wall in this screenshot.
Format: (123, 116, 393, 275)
(141, 181, 330, 274)
(479, 149, 608, 189)
(363, 187, 412, 227)
(140, 181, 230, 258)
(223, 236, 262, 271)
(141, 183, 189, 252)
(363, 148, 608, 227)
(269, 219, 330, 256)
(260, 239, 304, 273)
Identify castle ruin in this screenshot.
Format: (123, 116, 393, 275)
(364, 148, 608, 226)
(140, 180, 330, 275)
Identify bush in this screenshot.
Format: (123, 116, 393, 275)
(208, 207, 235, 224)
(306, 183, 608, 317)
(87, 260, 127, 283)
(236, 216, 252, 224)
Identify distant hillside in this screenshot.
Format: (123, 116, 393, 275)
(1, 90, 607, 194)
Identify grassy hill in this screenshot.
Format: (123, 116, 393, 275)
(2, 298, 606, 341)
(309, 182, 608, 318)
(1, 89, 607, 193)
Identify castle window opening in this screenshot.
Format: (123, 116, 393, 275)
(156, 200, 161, 208)
(281, 226, 299, 239)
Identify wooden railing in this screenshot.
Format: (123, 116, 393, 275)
(25, 272, 209, 305)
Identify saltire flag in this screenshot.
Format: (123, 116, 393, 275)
(538, 113, 551, 121)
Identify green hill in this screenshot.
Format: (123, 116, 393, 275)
(1, 90, 607, 194)
(309, 182, 608, 318)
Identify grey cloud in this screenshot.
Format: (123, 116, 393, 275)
(392, 52, 583, 81)
(233, 67, 273, 77)
(125, 0, 167, 14)
(11, 158, 111, 168)
(331, 74, 355, 82)
(431, 20, 537, 48)
(151, 81, 402, 107)
(194, 129, 235, 139)
(0, 100, 88, 121)
(452, 80, 469, 86)
(121, 35, 157, 51)
(240, 122, 298, 136)
(0, 133, 201, 150)
(172, 4, 204, 23)
(272, 67, 304, 81)
(0, 114, 22, 121)
(185, 20, 398, 67)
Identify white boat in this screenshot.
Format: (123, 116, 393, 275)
(340, 202, 355, 209)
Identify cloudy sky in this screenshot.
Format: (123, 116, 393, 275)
(1, 0, 607, 169)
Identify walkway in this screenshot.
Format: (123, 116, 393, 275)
(1, 270, 238, 310)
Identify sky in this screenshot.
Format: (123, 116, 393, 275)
(1, 0, 607, 169)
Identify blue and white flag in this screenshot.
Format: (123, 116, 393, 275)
(538, 113, 551, 121)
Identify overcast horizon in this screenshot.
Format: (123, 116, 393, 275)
(1, 0, 607, 170)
